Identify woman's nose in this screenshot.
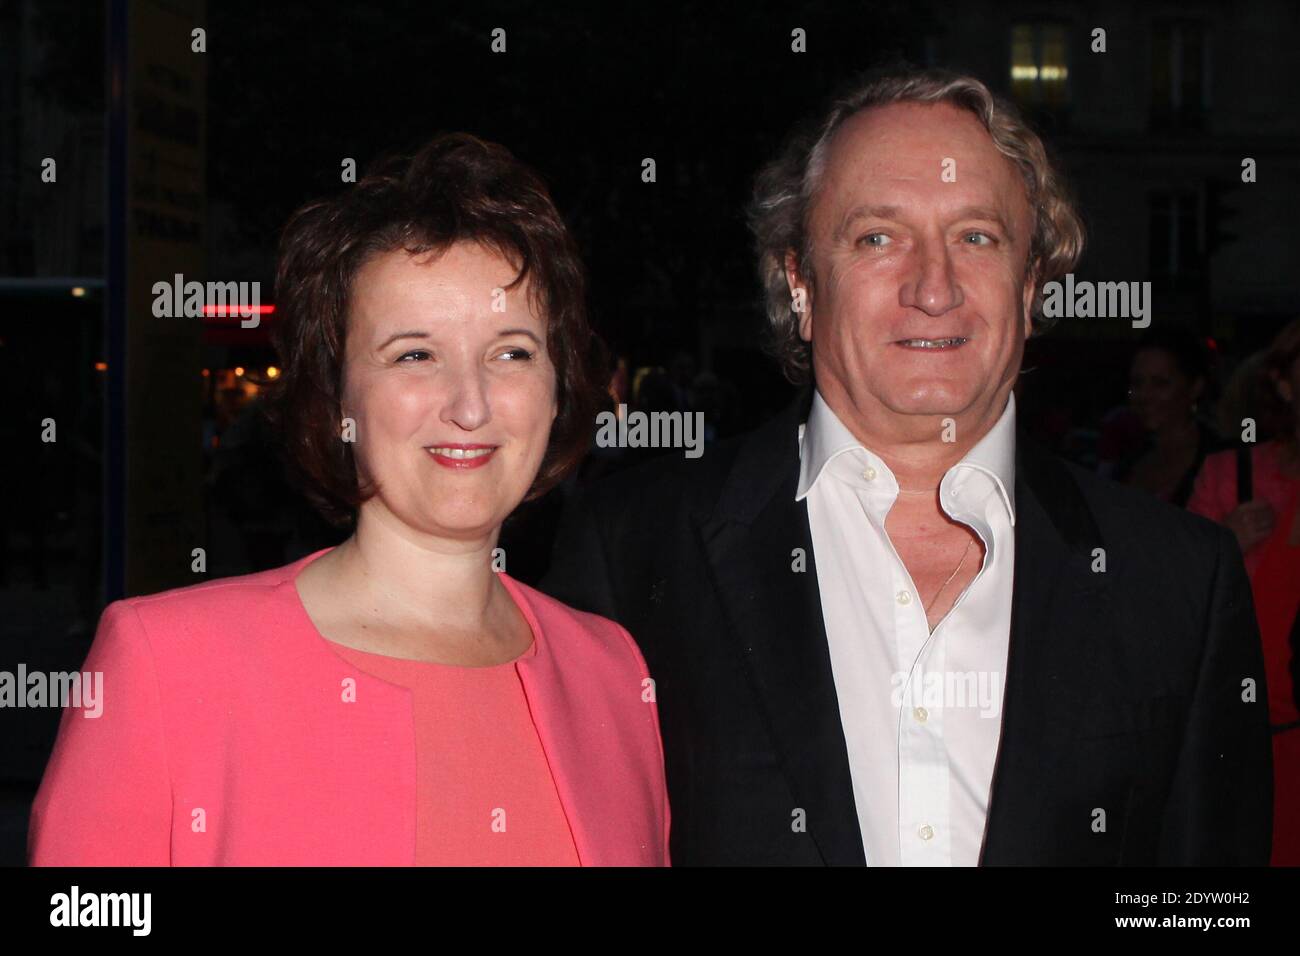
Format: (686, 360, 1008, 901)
(439, 366, 492, 431)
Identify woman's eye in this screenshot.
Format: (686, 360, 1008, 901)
(496, 347, 534, 361)
(857, 232, 891, 247)
(397, 350, 431, 363)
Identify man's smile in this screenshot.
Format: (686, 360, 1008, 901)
(893, 336, 969, 350)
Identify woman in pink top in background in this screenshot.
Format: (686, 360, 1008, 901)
(29, 134, 670, 866)
(1189, 318, 1300, 865)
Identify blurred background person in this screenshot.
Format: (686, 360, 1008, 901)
(1190, 317, 1300, 866)
(1112, 328, 1222, 508)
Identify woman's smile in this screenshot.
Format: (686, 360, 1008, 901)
(425, 443, 499, 469)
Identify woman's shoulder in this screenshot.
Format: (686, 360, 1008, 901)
(1199, 439, 1286, 477)
(1195, 444, 1242, 483)
(99, 551, 325, 653)
(500, 574, 650, 676)
(70, 554, 328, 704)
(1254, 438, 1287, 471)
(1199, 444, 1234, 467)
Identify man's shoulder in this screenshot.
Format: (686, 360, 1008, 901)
(576, 411, 798, 522)
(1044, 450, 1231, 562)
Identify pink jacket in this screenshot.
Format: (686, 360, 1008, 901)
(1188, 441, 1297, 575)
(28, 549, 670, 866)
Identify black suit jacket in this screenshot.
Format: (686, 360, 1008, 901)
(542, 390, 1274, 865)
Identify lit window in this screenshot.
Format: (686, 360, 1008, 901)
(1010, 24, 1070, 110)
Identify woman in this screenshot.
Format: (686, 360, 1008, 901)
(1114, 329, 1221, 508)
(28, 134, 670, 866)
(1189, 317, 1300, 866)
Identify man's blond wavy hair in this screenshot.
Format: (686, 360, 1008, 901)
(747, 65, 1086, 384)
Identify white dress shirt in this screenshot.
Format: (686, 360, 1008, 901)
(797, 390, 1017, 866)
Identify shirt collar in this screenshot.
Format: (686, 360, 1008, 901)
(797, 390, 1018, 524)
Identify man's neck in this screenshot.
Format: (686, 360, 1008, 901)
(815, 385, 1011, 492)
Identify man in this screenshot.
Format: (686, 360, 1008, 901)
(543, 67, 1272, 865)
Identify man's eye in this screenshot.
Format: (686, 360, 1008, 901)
(963, 232, 995, 245)
(857, 233, 891, 247)
(397, 350, 431, 362)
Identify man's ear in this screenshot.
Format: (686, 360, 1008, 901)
(783, 249, 814, 342)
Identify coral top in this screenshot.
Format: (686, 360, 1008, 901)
(330, 639, 580, 866)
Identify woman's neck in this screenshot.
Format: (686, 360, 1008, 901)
(335, 507, 503, 636)
(1153, 416, 1200, 453)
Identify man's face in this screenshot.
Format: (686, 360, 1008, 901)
(789, 101, 1037, 435)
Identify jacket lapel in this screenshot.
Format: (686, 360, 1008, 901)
(696, 391, 867, 865)
(506, 578, 666, 867)
(980, 439, 1118, 864)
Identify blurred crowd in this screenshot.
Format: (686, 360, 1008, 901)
(1093, 318, 1300, 862)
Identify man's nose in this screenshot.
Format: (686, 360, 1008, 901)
(439, 363, 492, 431)
(899, 238, 964, 316)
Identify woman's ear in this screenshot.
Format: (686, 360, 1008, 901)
(1275, 369, 1294, 406)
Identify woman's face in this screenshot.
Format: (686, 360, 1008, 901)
(340, 242, 557, 542)
(1129, 348, 1201, 433)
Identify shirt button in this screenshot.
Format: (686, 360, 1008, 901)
(918, 824, 935, 841)
(913, 706, 929, 723)
(896, 590, 912, 605)
(862, 466, 877, 481)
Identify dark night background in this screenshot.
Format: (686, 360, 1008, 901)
(1, 0, 1297, 864)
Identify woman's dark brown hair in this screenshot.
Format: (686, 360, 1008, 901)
(264, 132, 604, 527)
